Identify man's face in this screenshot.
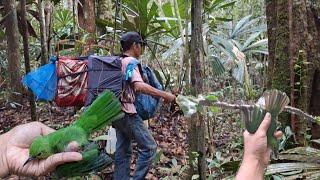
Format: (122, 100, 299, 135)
(133, 42, 142, 58)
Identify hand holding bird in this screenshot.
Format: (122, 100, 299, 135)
(0, 122, 82, 177)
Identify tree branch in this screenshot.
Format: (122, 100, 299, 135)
(199, 100, 318, 123)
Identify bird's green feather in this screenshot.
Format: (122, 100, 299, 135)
(28, 91, 123, 177)
(54, 143, 113, 178)
(245, 89, 290, 156)
(74, 91, 123, 134)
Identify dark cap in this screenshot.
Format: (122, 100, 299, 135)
(120, 32, 145, 45)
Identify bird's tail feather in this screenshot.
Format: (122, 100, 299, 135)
(54, 146, 113, 178)
(244, 89, 290, 157)
(74, 90, 123, 134)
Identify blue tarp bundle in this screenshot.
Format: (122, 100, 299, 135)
(22, 56, 57, 101)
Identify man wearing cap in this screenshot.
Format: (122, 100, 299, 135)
(112, 32, 176, 180)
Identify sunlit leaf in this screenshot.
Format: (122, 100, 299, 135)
(192, 174, 200, 180)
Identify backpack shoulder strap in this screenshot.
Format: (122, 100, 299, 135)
(125, 58, 143, 81)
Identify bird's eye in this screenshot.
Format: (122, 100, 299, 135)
(37, 153, 42, 156)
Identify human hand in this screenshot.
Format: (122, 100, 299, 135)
(163, 92, 176, 104)
(0, 122, 82, 177)
(243, 112, 283, 168)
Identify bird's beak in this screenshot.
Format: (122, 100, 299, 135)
(23, 157, 35, 166)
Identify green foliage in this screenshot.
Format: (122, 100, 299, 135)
(97, 0, 173, 44)
(153, 68, 171, 90)
(53, 9, 74, 39)
(209, 15, 267, 83)
(211, 56, 226, 77)
(0, 1, 39, 38)
(0, 29, 5, 39)
(206, 94, 218, 102)
(206, 151, 241, 179)
(122, 0, 158, 37)
(153, 149, 164, 166)
(278, 126, 294, 151)
(205, 0, 235, 29)
(160, 158, 189, 179)
(316, 116, 320, 124)
(159, 0, 188, 38)
(207, 15, 267, 100)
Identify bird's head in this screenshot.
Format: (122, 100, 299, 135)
(24, 137, 52, 166)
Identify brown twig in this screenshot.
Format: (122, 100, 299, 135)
(199, 100, 318, 123)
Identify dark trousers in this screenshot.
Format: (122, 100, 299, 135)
(112, 113, 157, 180)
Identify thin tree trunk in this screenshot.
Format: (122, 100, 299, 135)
(288, 0, 297, 132)
(21, 0, 37, 121)
(4, 0, 23, 104)
(188, 0, 206, 179)
(45, 0, 53, 56)
(184, 0, 191, 91)
(190, 1, 203, 95)
(38, 0, 48, 65)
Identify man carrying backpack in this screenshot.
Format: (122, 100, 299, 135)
(112, 32, 176, 180)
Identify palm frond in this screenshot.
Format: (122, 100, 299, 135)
(243, 39, 268, 52)
(211, 56, 225, 77)
(241, 31, 263, 51)
(231, 15, 252, 38)
(232, 60, 245, 83)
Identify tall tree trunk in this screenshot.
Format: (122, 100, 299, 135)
(21, 0, 37, 121)
(78, 0, 96, 47)
(266, 0, 292, 137)
(301, 1, 320, 142)
(38, 0, 48, 65)
(265, 0, 277, 89)
(266, 0, 320, 144)
(188, 0, 206, 179)
(4, 0, 23, 104)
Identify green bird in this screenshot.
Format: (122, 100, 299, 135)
(244, 89, 290, 157)
(24, 90, 124, 177)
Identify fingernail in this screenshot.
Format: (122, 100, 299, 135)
(266, 112, 271, 118)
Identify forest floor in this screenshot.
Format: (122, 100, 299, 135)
(0, 99, 243, 180)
